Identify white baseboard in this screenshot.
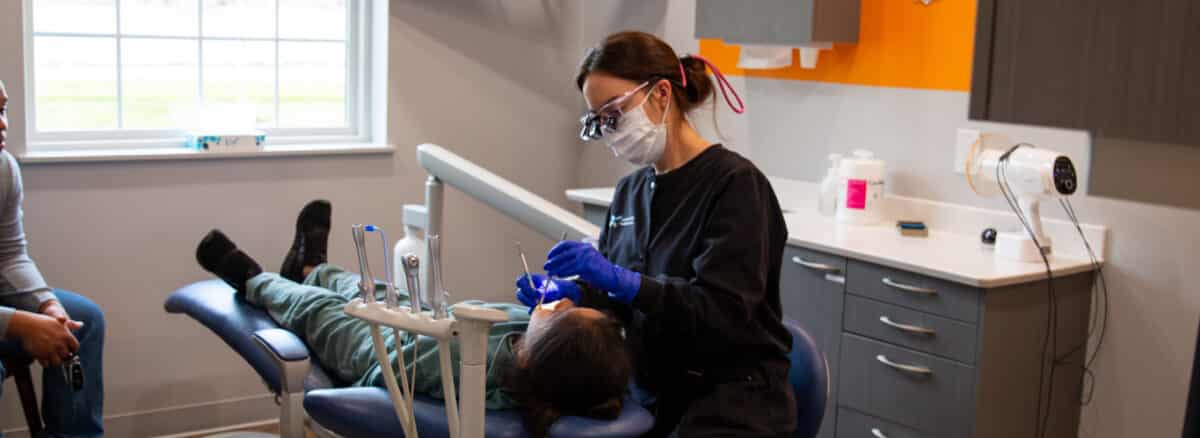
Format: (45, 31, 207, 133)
(2, 393, 279, 438)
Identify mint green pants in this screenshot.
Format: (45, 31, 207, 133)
(245, 264, 528, 409)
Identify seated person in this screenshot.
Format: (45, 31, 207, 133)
(0, 79, 104, 437)
(194, 200, 632, 437)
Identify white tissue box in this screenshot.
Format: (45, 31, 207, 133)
(186, 131, 266, 153)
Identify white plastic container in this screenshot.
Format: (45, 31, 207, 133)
(835, 149, 886, 225)
(817, 153, 842, 217)
(393, 206, 428, 297)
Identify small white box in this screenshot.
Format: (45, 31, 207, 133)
(186, 130, 266, 153)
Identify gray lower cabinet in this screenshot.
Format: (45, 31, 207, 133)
(781, 247, 847, 438)
(781, 248, 1094, 438)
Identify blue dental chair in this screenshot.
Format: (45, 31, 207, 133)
(165, 280, 826, 437)
(164, 280, 655, 437)
(784, 318, 830, 438)
(304, 318, 829, 438)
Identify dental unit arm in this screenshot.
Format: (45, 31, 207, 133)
(410, 143, 601, 310)
(343, 144, 602, 438)
(347, 225, 511, 438)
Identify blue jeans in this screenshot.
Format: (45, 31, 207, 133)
(0, 290, 105, 438)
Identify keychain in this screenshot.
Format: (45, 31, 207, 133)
(62, 353, 84, 392)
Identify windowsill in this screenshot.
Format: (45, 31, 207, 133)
(18, 143, 396, 165)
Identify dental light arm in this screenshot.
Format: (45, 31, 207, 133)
(415, 143, 602, 242)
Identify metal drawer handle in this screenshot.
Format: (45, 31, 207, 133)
(881, 277, 937, 295)
(792, 256, 841, 274)
(871, 428, 888, 438)
(879, 316, 936, 335)
(876, 354, 933, 375)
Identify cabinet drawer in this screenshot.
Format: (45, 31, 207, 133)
(785, 246, 847, 281)
(846, 260, 980, 323)
(844, 295, 978, 364)
(839, 334, 975, 437)
(837, 408, 931, 438)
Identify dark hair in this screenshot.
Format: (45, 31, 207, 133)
(509, 310, 632, 438)
(576, 31, 715, 114)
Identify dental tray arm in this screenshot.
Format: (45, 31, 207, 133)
(415, 143, 601, 241)
(345, 299, 509, 438)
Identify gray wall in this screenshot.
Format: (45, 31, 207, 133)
(0, 0, 584, 434)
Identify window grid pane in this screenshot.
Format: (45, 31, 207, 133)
(29, 0, 354, 140)
(34, 36, 119, 131)
(120, 0, 199, 37)
(278, 41, 346, 128)
(121, 38, 200, 129)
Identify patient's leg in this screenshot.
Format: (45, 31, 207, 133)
(305, 263, 414, 304)
(245, 271, 396, 384)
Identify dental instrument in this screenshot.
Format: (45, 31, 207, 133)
(350, 226, 376, 304)
(514, 241, 543, 308)
(364, 225, 400, 309)
(401, 254, 422, 314)
(428, 235, 450, 319)
(365, 225, 422, 414)
(351, 224, 419, 436)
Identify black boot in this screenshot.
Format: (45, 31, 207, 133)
(196, 229, 263, 292)
(280, 200, 332, 282)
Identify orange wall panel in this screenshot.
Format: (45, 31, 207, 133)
(699, 0, 977, 91)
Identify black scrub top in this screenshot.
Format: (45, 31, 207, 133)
(578, 144, 791, 391)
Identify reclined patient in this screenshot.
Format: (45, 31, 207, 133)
(194, 200, 631, 437)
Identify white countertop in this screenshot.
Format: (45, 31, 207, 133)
(566, 179, 1105, 289)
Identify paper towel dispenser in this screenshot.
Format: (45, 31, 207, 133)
(695, 0, 859, 69)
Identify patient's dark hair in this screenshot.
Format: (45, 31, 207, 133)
(509, 310, 632, 438)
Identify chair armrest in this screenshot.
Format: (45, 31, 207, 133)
(253, 329, 311, 394)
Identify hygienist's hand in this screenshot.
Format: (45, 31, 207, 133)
(544, 241, 641, 304)
(514, 274, 580, 308)
(8, 311, 79, 367)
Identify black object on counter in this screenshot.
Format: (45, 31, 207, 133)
(981, 228, 998, 245)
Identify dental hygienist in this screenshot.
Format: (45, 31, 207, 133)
(515, 32, 796, 437)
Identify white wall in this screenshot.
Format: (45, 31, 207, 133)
(578, 2, 1200, 438)
(0, 0, 584, 434)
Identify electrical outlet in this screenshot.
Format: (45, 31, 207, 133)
(954, 128, 980, 174)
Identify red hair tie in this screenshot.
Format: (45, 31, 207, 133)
(681, 54, 745, 114)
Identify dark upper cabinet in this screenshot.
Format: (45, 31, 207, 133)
(695, 0, 859, 45)
(970, 0, 1200, 145)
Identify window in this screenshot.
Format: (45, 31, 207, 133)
(24, 0, 370, 151)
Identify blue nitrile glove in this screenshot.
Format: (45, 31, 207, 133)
(514, 273, 580, 309)
(543, 240, 642, 304)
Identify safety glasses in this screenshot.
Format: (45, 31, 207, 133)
(578, 81, 652, 141)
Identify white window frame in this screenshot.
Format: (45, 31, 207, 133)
(21, 0, 374, 153)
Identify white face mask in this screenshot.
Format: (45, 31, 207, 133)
(603, 89, 670, 167)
